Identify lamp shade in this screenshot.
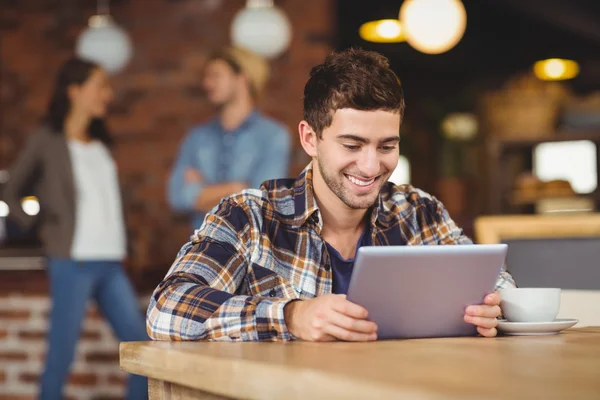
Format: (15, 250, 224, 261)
(399, 0, 466, 54)
(76, 15, 133, 74)
(231, 3, 292, 59)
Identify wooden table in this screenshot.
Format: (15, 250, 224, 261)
(120, 328, 600, 400)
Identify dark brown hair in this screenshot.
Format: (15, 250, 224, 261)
(46, 57, 113, 146)
(303, 48, 405, 137)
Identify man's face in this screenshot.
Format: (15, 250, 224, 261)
(202, 59, 242, 107)
(313, 108, 401, 210)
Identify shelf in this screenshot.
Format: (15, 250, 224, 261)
(489, 130, 600, 149)
(507, 191, 600, 206)
(484, 128, 600, 214)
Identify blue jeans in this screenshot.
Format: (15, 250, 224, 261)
(40, 259, 148, 400)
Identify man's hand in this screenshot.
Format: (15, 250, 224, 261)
(464, 292, 502, 337)
(185, 168, 203, 184)
(284, 294, 378, 342)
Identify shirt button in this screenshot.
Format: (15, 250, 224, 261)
(269, 289, 276, 297)
(324, 264, 330, 272)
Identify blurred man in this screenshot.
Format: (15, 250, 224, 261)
(168, 47, 291, 229)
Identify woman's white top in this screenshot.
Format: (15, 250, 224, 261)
(68, 140, 126, 261)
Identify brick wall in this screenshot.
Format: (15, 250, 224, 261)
(1, 1, 335, 398)
(0, 292, 150, 399)
(0, 0, 335, 272)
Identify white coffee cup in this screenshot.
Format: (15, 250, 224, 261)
(500, 288, 561, 323)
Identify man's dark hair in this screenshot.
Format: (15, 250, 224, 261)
(303, 48, 405, 138)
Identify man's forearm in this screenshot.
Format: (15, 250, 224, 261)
(146, 277, 295, 341)
(195, 182, 245, 212)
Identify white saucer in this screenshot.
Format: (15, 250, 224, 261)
(497, 318, 579, 336)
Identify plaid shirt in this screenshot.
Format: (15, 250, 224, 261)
(147, 164, 516, 342)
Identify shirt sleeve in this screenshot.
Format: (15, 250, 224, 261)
(146, 199, 296, 342)
(432, 197, 517, 290)
(167, 130, 205, 213)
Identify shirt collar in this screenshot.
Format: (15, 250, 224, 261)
(215, 110, 260, 133)
(291, 163, 321, 229)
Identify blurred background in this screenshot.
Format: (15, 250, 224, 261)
(1, 0, 599, 398)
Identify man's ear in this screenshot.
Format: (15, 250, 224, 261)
(298, 120, 318, 157)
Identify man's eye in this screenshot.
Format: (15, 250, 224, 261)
(343, 144, 360, 151)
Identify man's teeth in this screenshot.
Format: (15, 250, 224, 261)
(347, 175, 375, 186)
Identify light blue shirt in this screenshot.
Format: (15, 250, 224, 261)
(168, 111, 291, 229)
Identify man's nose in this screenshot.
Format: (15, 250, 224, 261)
(357, 148, 379, 177)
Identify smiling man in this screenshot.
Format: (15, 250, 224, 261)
(147, 48, 516, 342)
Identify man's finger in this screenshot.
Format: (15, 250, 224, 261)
(185, 168, 203, 182)
(484, 292, 501, 306)
(477, 326, 498, 338)
(324, 324, 378, 342)
(331, 296, 369, 319)
(329, 310, 378, 334)
(464, 315, 499, 329)
(465, 305, 501, 318)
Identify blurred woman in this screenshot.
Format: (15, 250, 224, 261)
(4, 58, 148, 400)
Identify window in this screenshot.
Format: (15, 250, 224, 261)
(533, 140, 597, 194)
(388, 155, 411, 185)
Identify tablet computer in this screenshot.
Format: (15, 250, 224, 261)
(346, 244, 508, 339)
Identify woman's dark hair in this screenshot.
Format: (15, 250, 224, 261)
(303, 48, 405, 138)
(46, 57, 113, 146)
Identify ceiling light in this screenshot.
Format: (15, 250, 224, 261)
(231, 0, 292, 59)
(21, 196, 40, 217)
(359, 19, 405, 43)
(399, 0, 466, 54)
(0, 201, 9, 218)
(76, 0, 133, 73)
(533, 59, 579, 81)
